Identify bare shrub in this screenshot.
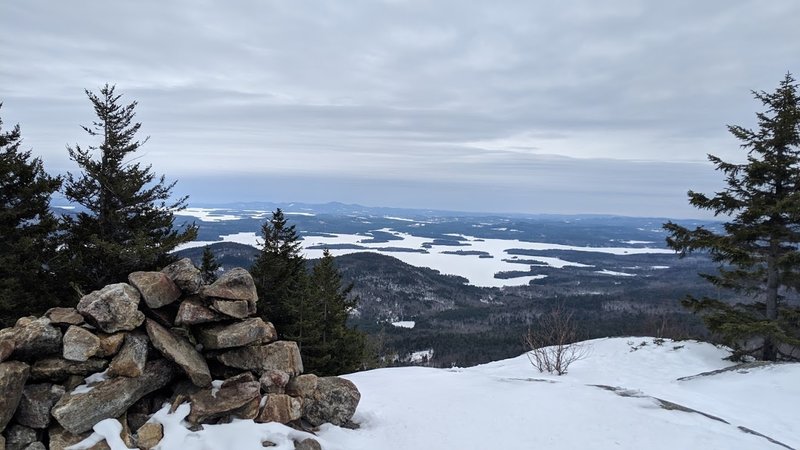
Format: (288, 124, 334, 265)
(523, 305, 589, 375)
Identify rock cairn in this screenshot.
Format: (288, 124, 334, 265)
(0, 259, 360, 450)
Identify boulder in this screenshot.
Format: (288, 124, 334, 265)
(174, 298, 226, 325)
(3, 424, 37, 450)
(22, 442, 46, 450)
(45, 307, 84, 326)
(186, 379, 261, 424)
(256, 394, 302, 424)
(96, 333, 126, 358)
(3, 317, 62, 360)
(77, 283, 145, 333)
(294, 438, 322, 450)
(145, 320, 211, 387)
(29, 358, 107, 382)
(303, 377, 360, 427)
(0, 361, 30, 432)
(216, 341, 303, 376)
(202, 268, 258, 305)
(128, 271, 181, 309)
(62, 326, 101, 362)
(286, 374, 318, 398)
(51, 359, 178, 435)
(196, 318, 277, 350)
(108, 332, 148, 378)
(13, 383, 65, 429)
(48, 425, 92, 450)
(260, 370, 291, 394)
(0, 339, 14, 362)
(161, 258, 203, 294)
(135, 422, 163, 450)
(209, 299, 251, 319)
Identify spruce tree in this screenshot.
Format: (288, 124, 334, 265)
(200, 245, 221, 283)
(307, 249, 368, 375)
(665, 73, 800, 361)
(0, 104, 64, 326)
(62, 85, 197, 293)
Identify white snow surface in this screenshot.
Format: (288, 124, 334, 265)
(175, 229, 672, 287)
(71, 337, 799, 450)
(391, 321, 415, 329)
(173, 207, 241, 222)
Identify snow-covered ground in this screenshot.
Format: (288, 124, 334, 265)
(74, 338, 799, 450)
(175, 229, 672, 288)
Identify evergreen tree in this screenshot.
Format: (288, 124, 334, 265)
(665, 73, 800, 361)
(307, 249, 368, 375)
(0, 104, 64, 326)
(250, 208, 308, 338)
(200, 245, 221, 283)
(61, 85, 197, 293)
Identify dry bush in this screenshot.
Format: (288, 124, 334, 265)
(524, 305, 589, 375)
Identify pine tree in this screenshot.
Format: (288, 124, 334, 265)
(200, 245, 221, 283)
(664, 73, 800, 361)
(0, 104, 64, 326)
(307, 249, 368, 375)
(250, 208, 308, 338)
(61, 85, 197, 293)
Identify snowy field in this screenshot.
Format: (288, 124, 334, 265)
(74, 337, 799, 450)
(176, 229, 673, 287)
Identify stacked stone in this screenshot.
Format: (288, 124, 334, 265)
(0, 259, 360, 450)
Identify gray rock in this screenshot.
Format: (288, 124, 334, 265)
(0, 339, 14, 362)
(260, 370, 291, 394)
(51, 359, 178, 435)
(13, 383, 65, 429)
(62, 326, 101, 362)
(303, 377, 361, 427)
(47, 425, 92, 450)
(0, 361, 30, 432)
(286, 374, 318, 398)
(45, 307, 84, 326)
(162, 258, 203, 294)
(3, 424, 37, 450)
(294, 438, 322, 450)
(209, 299, 251, 319)
(202, 268, 258, 303)
(216, 341, 303, 376)
(256, 394, 302, 424)
(3, 317, 62, 360)
(197, 318, 277, 350)
(128, 271, 182, 309)
(29, 357, 107, 382)
(22, 442, 46, 450)
(77, 283, 145, 333)
(174, 297, 226, 325)
(186, 379, 261, 424)
(145, 319, 211, 387)
(107, 332, 148, 378)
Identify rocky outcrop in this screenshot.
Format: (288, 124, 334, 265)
(0, 262, 360, 449)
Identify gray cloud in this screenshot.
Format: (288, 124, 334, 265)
(2, 0, 798, 217)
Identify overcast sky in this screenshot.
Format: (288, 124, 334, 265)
(2, 1, 799, 218)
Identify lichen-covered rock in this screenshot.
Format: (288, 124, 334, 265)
(48, 425, 91, 450)
(303, 377, 360, 427)
(45, 307, 84, 326)
(286, 374, 318, 398)
(197, 318, 277, 350)
(0, 339, 14, 363)
(29, 357, 107, 382)
(77, 283, 145, 333)
(51, 359, 178, 435)
(216, 341, 303, 376)
(186, 378, 261, 424)
(13, 383, 65, 429)
(209, 299, 251, 319)
(3, 423, 37, 450)
(135, 422, 164, 450)
(23, 441, 46, 450)
(62, 326, 101, 362)
(162, 258, 203, 294)
(145, 319, 211, 387)
(174, 297, 225, 325)
(0, 361, 30, 432)
(128, 271, 182, 309)
(2, 317, 62, 360)
(260, 370, 291, 394)
(201, 268, 258, 304)
(256, 394, 302, 424)
(108, 332, 148, 378)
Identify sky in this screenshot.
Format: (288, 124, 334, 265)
(2, 1, 799, 218)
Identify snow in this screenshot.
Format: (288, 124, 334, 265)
(70, 338, 799, 450)
(594, 269, 637, 277)
(175, 228, 673, 287)
(174, 207, 241, 222)
(71, 370, 110, 394)
(391, 321, 416, 329)
(383, 216, 416, 222)
(408, 349, 433, 363)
